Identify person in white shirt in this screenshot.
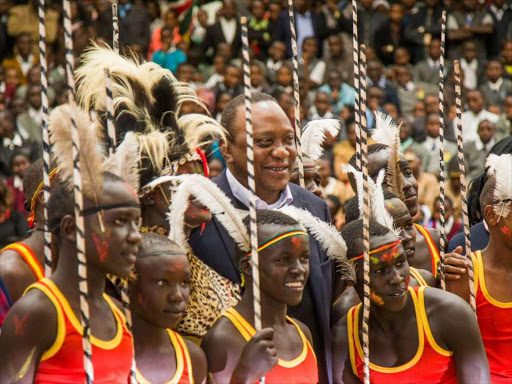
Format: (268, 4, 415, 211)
(461, 89, 499, 142)
(422, 113, 457, 175)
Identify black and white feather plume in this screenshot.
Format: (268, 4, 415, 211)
(102, 131, 140, 191)
(301, 119, 341, 162)
(486, 154, 512, 217)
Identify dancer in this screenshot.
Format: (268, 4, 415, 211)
(0, 105, 141, 383)
(130, 233, 207, 384)
(0, 158, 59, 323)
(332, 219, 490, 384)
(447, 154, 512, 383)
(202, 210, 318, 383)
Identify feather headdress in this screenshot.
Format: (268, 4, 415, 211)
(49, 104, 103, 202)
(372, 111, 400, 147)
(486, 154, 512, 217)
(278, 205, 355, 284)
(102, 131, 140, 191)
(163, 175, 250, 251)
(301, 119, 340, 162)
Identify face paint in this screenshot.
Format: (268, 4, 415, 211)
(405, 275, 410, 288)
(13, 313, 29, 336)
(290, 236, 304, 249)
(92, 232, 110, 263)
(370, 290, 385, 306)
(380, 249, 400, 264)
(370, 256, 380, 264)
(137, 293, 143, 305)
(501, 226, 512, 239)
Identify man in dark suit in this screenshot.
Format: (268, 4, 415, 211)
(189, 93, 334, 384)
(202, 0, 241, 61)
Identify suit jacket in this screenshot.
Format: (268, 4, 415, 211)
(479, 78, 512, 108)
(202, 21, 242, 60)
(189, 170, 334, 384)
(463, 140, 490, 182)
(413, 60, 440, 85)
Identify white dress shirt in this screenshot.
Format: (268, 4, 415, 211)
(461, 109, 499, 142)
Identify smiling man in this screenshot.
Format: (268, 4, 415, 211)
(332, 219, 490, 384)
(189, 93, 334, 383)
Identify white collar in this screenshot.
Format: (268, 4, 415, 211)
(226, 168, 293, 210)
(460, 58, 478, 71)
(427, 57, 439, 68)
(488, 77, 504, 92)
(13, 175, 23, 190)
(474, 137, 496, 151)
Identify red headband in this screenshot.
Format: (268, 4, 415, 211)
(350, 240, 402, 262)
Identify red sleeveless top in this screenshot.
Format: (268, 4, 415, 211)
(135, 329, 194, 384)
(1, 242, 44, 281)
(347, 286, 457, 384)
(472, 251, 512, 383)
(414, 224, 440, 277)
(221, 308, 318, 384)
(27, 278, 134, 384)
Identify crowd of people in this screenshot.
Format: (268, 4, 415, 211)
(0, 0, 510, 383)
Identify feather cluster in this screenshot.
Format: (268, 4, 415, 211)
(164, 175, 250, 251)
(372, 111, 400, 147)
(386, 123, 404, 200)
(278, 206, 355, 285)
(486, 154, 512, 217)
(102, 132, 141, 191)
(49, 104, 104, 201)
(301, 119, 340, 162)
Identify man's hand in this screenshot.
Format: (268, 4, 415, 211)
(444, 246, 469, 280)
(230, 328, 278, 384)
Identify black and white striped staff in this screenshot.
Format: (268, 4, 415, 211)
(112, 3, 119, 54)
(104, 68, 116, 155)
(438, 10, 447, 290)
(241, 16, 264, 357)
(62, 1, 94, 382)
(287, 0, 305, 188)
(352, 0, 362, 171)
(38, 0, 52, 277)
(454, 60, 476, 314)
(359, 44, 371, 384)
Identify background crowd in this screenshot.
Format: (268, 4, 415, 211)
(1, 0, 512, 246)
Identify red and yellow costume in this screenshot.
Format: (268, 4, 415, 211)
(410, 267, 429, 287)
(26, 278, 133, 383)
(472, 251, 512, 384)
(414, 224, 440, 277)
(347, 286, 456, 384)
(220, 308, 318, 384)
(136, 329, 194, 384)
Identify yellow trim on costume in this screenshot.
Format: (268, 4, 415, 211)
(417, 287, 453, 357)
(475, 251, 512, 308)
(410, 267, 428, 287)
(414, 224, 440, 277)
(43, 279, 124, 349)
(354, 287, 425, 372)
(2, 243, 44, 280)
(347, 307, 358, 376)
(472, 252, 479, 292)
(24, 282, 66, 361)
(175, 331, 194, 384)
(222, 308, 309, 368)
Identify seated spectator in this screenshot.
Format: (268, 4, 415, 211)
(117, 0, 151, 55)
(265, 40, 286, 81)
(421, 112, 457, 176)
(413, 99, 426, 118)
(333, 118, 357, 182)
(14, 66, 55, 106)
(2, 33, 38, 87)
(399, 118, 430, 166)
(16, 84, 43, 145)
(503, 39, 512, 80)
(405, 149, 439, 218)
(324, 34, 354, 87)
(325, 194, 345, 230)
(5, 148, 30, 217)
(393, 47, 413, 68)
(203, 55, 226, 89)
(309, 92, 334, 120)
(202, 0, 241, 61)
(488, 0, 512, 57)
(367, 58, 401, 112)
(249, 63, 272, 94)
(366, 86, 385, 129)
(299, 37, 326, 89)
(464, 119, 496, 182)
(3, 67, 19, 105)
(431, 195, 461, 241)
(495, 94, 512, 141)
(413, 37, 441, 85)
(247, 0, 273, 61)
(272, 63, 293, 95)
(461, 89, 499, 142)
(214, 92, 232, 122)
(479, 60, 512, 108)
(318, 157, 354, 204)
(394, 64, 421, 121)
(382, 103, 399, 121)
(458, 40, 486, 90)
(488, 105, 502, 116)
(176, 62, 195, 84)
(374, 3, 408, 66)
(411, 92, 455, 142)
(318, 70, 355, 115)
(274, 91, 294, 124)
(151, 26, 186, 74)
(190, 9, 209, 47)
(212, 64, 243, 98)
(148, 7, 181, 60)
(208, 158, 224, 179)
(0, 179, 27, 248)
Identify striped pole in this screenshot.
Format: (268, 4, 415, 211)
(241, 17, 264, 363)
(359, 44, 370, 384)
(104, 68, 116, 155)
(287, 0, 305, 188)
(352, 0, 362, 171)
(438, 11, 447, 290)
(112, 3, 119, 54)
(454, 60, 476, 314)
(63, 1, 94, 382)
(38, 0, 52, 277)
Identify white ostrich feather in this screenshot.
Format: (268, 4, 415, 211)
(102, 132, 140, 191)
(372, 111, 400, 147)
(486, 154, 512, 217)
(372, 169, 401, 236)
(302, 119, 341, 162)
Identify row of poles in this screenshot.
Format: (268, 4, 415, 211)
(35, 1, 477, 383)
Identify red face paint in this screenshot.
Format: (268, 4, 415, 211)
(379, 246, 400, 264)
(502, 226, 512, 239)
(13, 313, 29, 335)
(92, 233, 110, 263)
(405, 275, 410, 288)
(137, 293, 143, 305)
(290, 236, 304, 249)
(370, 291, 385, 306)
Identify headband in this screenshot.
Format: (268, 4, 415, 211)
(350, 239, 402, 263)
(80, 202, 140, 216)
(243, 229, 309, 261)
(27, 168, 60, 228)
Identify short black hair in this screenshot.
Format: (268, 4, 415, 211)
(348, 143, 389, 168)
(480, 175, 496, 215)
(138, 232, 184, 258)
(221, 92, 278, 141)
(341, 219, 392, 260)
